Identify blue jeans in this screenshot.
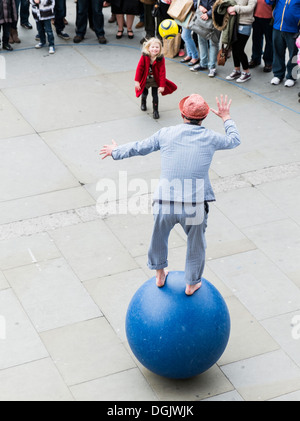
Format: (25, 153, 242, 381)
(148, 202, 208, 286)
(181, 27, 199, 60)
(272, 28, 298, 80)
(198, 35, 219, 69)
(76, 0, 104, 37)
(36, 19, 54, 47)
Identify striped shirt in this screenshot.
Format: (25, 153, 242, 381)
(112, 120, 241, 203)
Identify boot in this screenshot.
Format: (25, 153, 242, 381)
(11, 28, 21, 43)
(141, 95, 147, 111)
(153, 102, 160, 119)
(9, 30, 14, 44)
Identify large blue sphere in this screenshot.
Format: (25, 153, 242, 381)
(126, 271, 230, 379)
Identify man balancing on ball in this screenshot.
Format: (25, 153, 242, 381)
(100, 94, 241, 295)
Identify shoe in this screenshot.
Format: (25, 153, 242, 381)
(236, 72, 251, 83)
(178, 49, 185, 57)
(226, 69, 241, 80)
(271, 77, 282, 85)
(35, 33, 40, 41)
(49, 46, 55, 54)
(141, 96, 147, 111)
(73, 35, 84, 43)
(263, 64, 272, 73)
(57, 32, 70, 40)
(190, 64, 207, 72)
(21, 22, 32, 30)
(180, 56, 192, 63)
(35, 42, 45, 49)
(188, 58, 200, 67)
(2, 44, 13, 51)
(98, 36, 107, 44)
(135, 21, 144, 29)
(153, 103, 159, 119)
(208, 68, 217, 78)
(116, 29, 123, 39)
(11, 28, 21, 43)
(248, 60, 260, 69)
(284, 79, 295, 87)
(127, 30, 134, 39)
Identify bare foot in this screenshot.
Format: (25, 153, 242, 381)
(185, 282, 202, 296)
(156, 269, 169, 288)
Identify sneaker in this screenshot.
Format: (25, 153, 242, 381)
(226, 70, 241, 80)
(49, 46, 55, 54)
(284, 79, 295, 87)
(271, 77, 282, 85)
(57, 32, 70, 40)
(35, 42, 45, 49)
(208, 68, 216, 78)
(190, 64, 207, 72)
(21, 22, 33, 30)
(236, 72, 251, 83)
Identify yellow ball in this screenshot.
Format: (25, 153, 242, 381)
(159, 19, 179, 39)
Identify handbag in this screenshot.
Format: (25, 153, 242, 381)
(188, 9, 220, 44)
(163, 33, 182, 58)
(167, 0, 194, 22)
(217, 45, 229, 66)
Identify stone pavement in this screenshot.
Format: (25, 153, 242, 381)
(0, 2, 300, 402)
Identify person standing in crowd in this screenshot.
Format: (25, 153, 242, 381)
(73, 0, 107, 44)
(10, 0, 31, 44)
(225, 0, 257, 83)
(30, 0, 56, 54)
(139, 0, 156, 43)
(54, 0, 70, 40)
(248, 0, 273, 72)
(0, 0, 17, 50)
(181, 0, 200, 69)
(110, 0, 140, 39)
(265, 0, 300, 87)
(191, 0, 220, 77)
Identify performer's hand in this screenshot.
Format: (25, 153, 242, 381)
(135, 81, 141, 91)
(100, 140, 118, 159)
(210, 95, 232, 122)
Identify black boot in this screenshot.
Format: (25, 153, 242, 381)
(153, 102, 160, 119)
(141, 95, 147, 111)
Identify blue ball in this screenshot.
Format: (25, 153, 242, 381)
(126, 271, 230, 379)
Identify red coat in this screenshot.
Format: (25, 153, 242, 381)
(135, 54, 177, 98)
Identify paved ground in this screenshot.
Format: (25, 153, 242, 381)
(0, 2, 300, 402)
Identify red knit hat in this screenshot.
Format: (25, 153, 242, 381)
(179, 94, 210, 120)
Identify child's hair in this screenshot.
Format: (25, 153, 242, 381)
(142, 37, 163, 59)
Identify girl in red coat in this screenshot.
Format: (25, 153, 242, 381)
(135, 38, 177, 119)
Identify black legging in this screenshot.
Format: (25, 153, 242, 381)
(232, 32, 250, 70)
(142, 86, 159, 105)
